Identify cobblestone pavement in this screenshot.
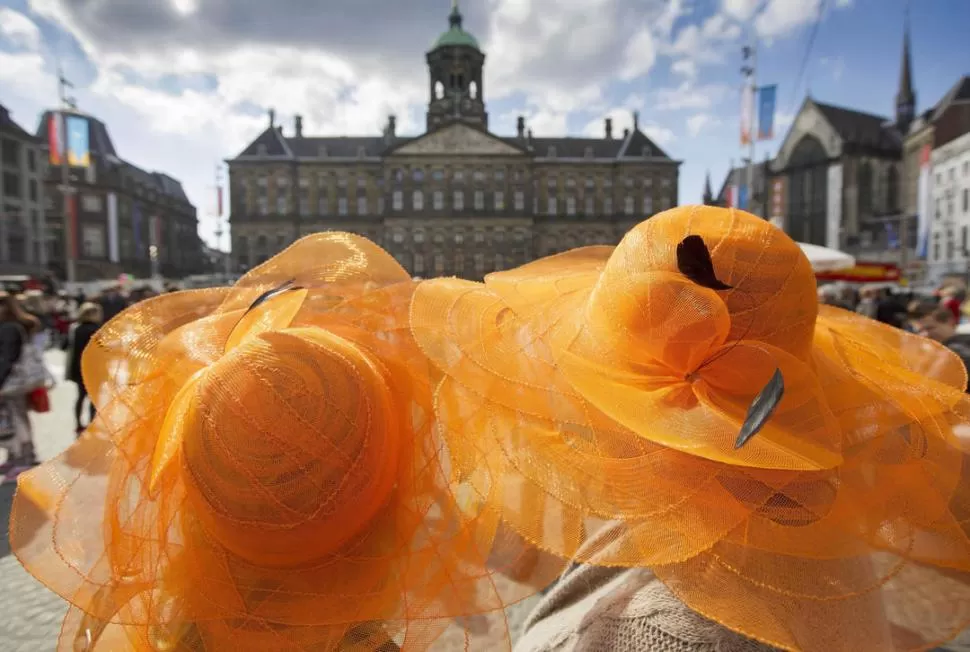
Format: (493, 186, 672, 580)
(0, 350, 542, 650)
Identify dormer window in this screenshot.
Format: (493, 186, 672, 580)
(256, 144, 267, 156)
(318, 145, 328, 157)
(357, 146, 367, 158)
(641, 146, 651, 157)
(547, 146, 557, 158)
(584, 146, 594, 159)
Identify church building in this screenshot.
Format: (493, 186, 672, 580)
(226, 3, 681, 278)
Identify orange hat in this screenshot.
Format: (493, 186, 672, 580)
(10, 233, 544, 651)
(411, 206, 970, 651)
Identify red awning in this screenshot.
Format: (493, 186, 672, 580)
(815, 262, 901, 283)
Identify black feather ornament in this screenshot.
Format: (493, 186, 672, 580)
(735, 367, 785, 449)
(246, 279, 300, 312)
(676, 235, 733, 290)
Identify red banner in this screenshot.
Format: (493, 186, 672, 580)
(48, 113, 63, 166)
(816, 261, 901, 283)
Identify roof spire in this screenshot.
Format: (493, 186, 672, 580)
(449, 0, 462, 28)
(703, 171, 714, 205)
(895, 0, 916, 132)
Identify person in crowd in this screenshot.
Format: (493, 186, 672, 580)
(855, 284, 879, 318)
(938, 282, 966, 323)
(19, 289, 52, 350)
(97, 285, 128, 323)
(0, 292, 40, 475)
(912, 306, 970, 386)
(65, 302, 103, 434)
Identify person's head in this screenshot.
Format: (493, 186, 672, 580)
(77, 302, 104, 324)
(0, 292, 41, 333)
(913, 307, 958, 342)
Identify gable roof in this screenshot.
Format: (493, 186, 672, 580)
(230, 117, 679, 164)
(0, 104, 38, 142)
(385, 121, 530, 157)
(931, 75, 970, 122)
(813, 101, 901, 154)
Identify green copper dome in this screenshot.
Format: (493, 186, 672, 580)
(431, 4, 480, 51)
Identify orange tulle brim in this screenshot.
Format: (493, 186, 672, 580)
(411, 206, 970, 651)
(10, 233, 556, 651)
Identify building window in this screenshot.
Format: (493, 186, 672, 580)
(494, 191, 505, 211)
(604, 197, 613, 214)
(624, 196, 635, 215)
(494, 253, 505, 271)
(413, 169, 424, 182)
(474, 190, 484, 210)
(473, 169, 486, 182)
(81, 194, 102, 212)
(433, 190, 444, 210)
(660, 196, 671, 210)
(432, 169, 445, 181)
(82, 225, 105, 258)
(566, 197, 576, 216)
(643, 196, 653, 214)
(317, 195, 328, 214)
(413, 190, 424, 210)
(414, 231, 425, 243)
(514, 191, 524, 211)
(584, 196, 594, 215)
(474, 253, 485, 273)
(547, 197, 557, 215)
(393, 190, 403, 211)
(566, 177, 576, 188)
(585, 176, 594, 188)
(453, 191, 464, 211)
(258, 197, 269, 215)
(414, 254, 425, 275)
(495, 169, 505, 181)
(624, 177, 633, 187)
(644, 178, 653, 188)
(357, 196, 368, 215)
(964, 188, 969, 214)
(547, 146, 557, 158)
(584, 146, 594, 159)
(392, 231, 405, 243)
(454, 232, 464, 244)
(547, 176, 557, 188)
(277, 195, 288, 214)
(338, 197, 348, 216)
(434, 254, 445, 275)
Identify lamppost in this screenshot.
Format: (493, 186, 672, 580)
(56, 68, 78, 284)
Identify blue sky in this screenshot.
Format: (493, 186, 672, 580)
(0, 0, 967, 250)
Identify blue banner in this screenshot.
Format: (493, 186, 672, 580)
(133, 201, 143, 259)
(66, 115, 90, 167)
(757, 85, 777, 141)
(886, 221, 899, 250)
(738, 185, 749, 210)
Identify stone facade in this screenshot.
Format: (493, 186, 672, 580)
(0, 104, 47, 277)
(227, 5, 680, 279)
(34, 111, 206, 282)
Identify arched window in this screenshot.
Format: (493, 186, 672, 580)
(858, 162, 873, 217)
(435, 81, 444, 100)
(887, 166, 899, 213)
(469, 81, 478, 99)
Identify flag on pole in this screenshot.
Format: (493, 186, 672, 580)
(757, 85, 777, 140)
(740, 85, 755, 145)
(916, 144, 932, 259)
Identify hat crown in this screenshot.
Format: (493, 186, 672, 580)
(182, 326, 401, 565)
(592, 207, 818, 365)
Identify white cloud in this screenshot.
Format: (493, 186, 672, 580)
(643, 123, 676, 146)
(755, 0, 823, 39)
(0, 7, 43, 50)
(686, 113, 721, 136)
(671, 59, 698, 79)
(721, 0, 760, 22)
(653, 81, 731, 111)
(619, 27, 657, 81)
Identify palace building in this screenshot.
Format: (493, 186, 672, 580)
(227, 3, 681, 278)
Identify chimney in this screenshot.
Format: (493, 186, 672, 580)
(605, 118, 613, 140)
(623, 128, 630, 138)
(268, 108, 275, 128)
(516, 115, 525, 138)
(388, 114, 397, 137)
(527, 128, 534, 148)
(633, 111, 639, 131)
(294, 114, 303, 138)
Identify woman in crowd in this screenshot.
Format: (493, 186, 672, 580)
(0, 292, 40, 473)
(65, 301, 102, 435)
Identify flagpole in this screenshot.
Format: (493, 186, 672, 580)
(57, 67, 77, 285)
(742, 43, 757, 216)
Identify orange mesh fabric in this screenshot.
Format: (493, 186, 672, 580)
(411, 206, 970, 651)
(10, 233, 550, 652)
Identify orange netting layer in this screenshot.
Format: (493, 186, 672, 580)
(411, 205, 970, 652)
(10, 233, 558, 652)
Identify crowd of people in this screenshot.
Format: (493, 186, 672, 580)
(0, 282, 172, 483)
(819, 280, 970, 379)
